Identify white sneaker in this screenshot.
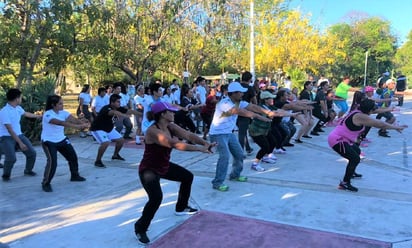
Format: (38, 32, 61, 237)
(273, 149, 286, 154)
(251, 162, 265, 171)
(261, 157, 277, 164)
(268, 153, 277, 160)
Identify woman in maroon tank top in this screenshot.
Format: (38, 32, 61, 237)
(134, 101, 216, 245)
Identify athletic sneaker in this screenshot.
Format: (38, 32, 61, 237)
(70, 175, 86, 182)
(251, 162, 265, 171)
(261, 157, 276, 164)
(338, 181, 358, 192)
(273, 149, 286, 154)
(135, 232, 150, 244)
(175, 206, 198, 216)
(94, 160, 106, 168)
(112, 154, 125, 161)
(229, 176, 248, 182)
(24, 170, 37, 176)
(213, 184, 229, 192)
(351, 172, 363, 179)
(42, 183, 53, 192)
(135, 222, 150, 244)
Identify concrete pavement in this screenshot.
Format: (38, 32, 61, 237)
(1, 100, 412, 248)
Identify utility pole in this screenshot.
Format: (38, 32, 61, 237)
(250, 0, 255, 82)
(364, 51, 368, 87)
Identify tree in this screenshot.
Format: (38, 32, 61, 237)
(328, 16, 397, 85)
(0, 0, 74, 88)
(394, 31, 412, 83)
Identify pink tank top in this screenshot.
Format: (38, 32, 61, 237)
(328, 110, 365, 148)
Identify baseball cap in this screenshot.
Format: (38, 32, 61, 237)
(386, 79, 395, 85)
(260, 91, 276, 99)
(364, 86, 374, 92)
(228, 82, 248, 93)
(151, 102, 179, 114)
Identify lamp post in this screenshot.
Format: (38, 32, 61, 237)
(250, 0, 255, 82)
(363, 51, 368, 87)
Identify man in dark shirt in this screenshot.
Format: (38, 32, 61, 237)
(312, 81, 331, 134)
(396, 73, 407, 106)
(91, 94, 140, 167)
(237, 71, 257, 156)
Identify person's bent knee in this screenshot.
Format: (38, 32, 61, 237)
(100, 142, 110, 148)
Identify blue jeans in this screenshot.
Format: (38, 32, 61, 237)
(0, 135, 36, 176)
(210, 133, 244, 188)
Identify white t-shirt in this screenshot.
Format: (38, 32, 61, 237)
(209, 98, 249, 135)
(119, 93, 130, 108)
(41, 109, 71, 142)
(162, 94, 174, 104)
(173, 89, 181, 104)
(141, 95, 164, 134)
(91, 95, 109, 113)
(79, 92, 92, 105)
(196, 85, 207, 104)
(0, 103, 25, 136)
(284, 79, 292, 89)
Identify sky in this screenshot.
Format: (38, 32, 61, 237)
(289, 0, 411, 45)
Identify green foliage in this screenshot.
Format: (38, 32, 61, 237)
(1, 0, 410, 90)
(328, 18, 397, 85)
(286, 68, 307, 90)
(20, 77, 57, 142)
(395, 31, 412, 88)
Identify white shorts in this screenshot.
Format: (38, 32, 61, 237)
(91, 129, 122, 144)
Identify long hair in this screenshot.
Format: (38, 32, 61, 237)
(359, 99, 377, 114)
(146, 110, 163, 123)
(80, 84, 90, 93)
(350, 91, 366, 112)
(45, 95, 62, 111)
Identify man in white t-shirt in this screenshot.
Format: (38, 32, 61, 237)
(141, 83, 165, 135)
(209, 82, 277, 192)
(0, 89, 42, 181)
(91, 87, 109, 118)
(183, 71, 191, 85)
(170, 79, 181, 105)
(113, 83, 133, 139)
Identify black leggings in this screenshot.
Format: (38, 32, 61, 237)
(251, 133, 276, 160)
(42, 138, 79, 185)
(332, 142, 361, 183)
(135, 163, 194, 232)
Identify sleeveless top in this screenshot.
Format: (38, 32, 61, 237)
(138, 124, 173, 175)
(328, 110, 365, 148)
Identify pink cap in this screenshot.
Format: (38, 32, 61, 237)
(364, 86, 374, 92)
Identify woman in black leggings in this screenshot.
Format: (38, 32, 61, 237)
(134, 102, 216, 245)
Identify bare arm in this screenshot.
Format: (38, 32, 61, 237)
(353, 113, 407, 132)
(145, 124, 215, 153)
(24, 112, 42, 119)
(50, 115, 89, 129)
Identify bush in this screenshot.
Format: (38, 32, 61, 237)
(20, 77, 56, 143)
